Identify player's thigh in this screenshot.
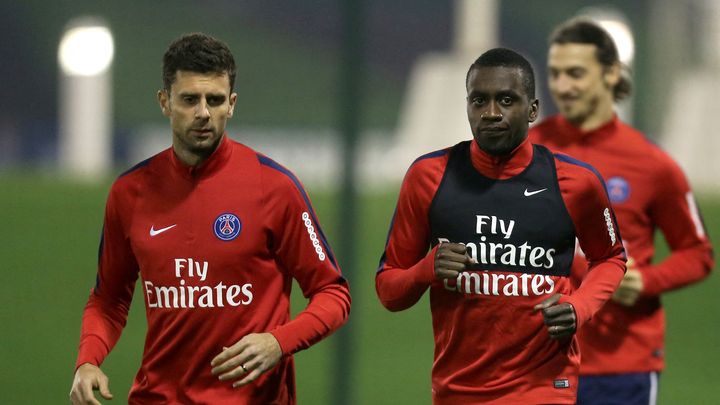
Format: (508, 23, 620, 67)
(577, 372, 659, 405)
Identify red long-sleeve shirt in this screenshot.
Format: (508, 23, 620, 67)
(376, 138, 626, 404)
(529, 115, 713, 374)
(75, 135, 351, 404)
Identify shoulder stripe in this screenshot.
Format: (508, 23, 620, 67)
(118, 157, 152, 179)
(554, 152, 606, 186)
(376, 207, 398, 274)
(554, 152, 625, 248)
(412, 148, 449, 166)
(257, 154, 339, 271)
(95, 226, 104, 294)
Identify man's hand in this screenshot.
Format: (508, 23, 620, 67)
(612, 258, 643, 307)
(69, 363, 113, 405)
(211, 333, 282, 388)
(533, 293, 577, 339)
(434, 242, 473, 281)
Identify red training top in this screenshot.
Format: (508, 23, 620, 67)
(75, 135, 351, 404)
(529, 115, 713, 374)
(376, 138, 626, 404)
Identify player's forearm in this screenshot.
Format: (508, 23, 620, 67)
(639, 244, 714, 296)
(561, 258, 625, 330)
(75, 295, 130, 368)
(375, 249, 435, 312)
(270, 283, 350, 355)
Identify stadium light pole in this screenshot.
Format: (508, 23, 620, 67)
(58, 17, 114, 180)
(332, 0, 364, 404)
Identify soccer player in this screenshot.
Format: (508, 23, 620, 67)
(375, 47, 627, 404)
(529, 18, 714, 405)
(69, 33, 351, 404)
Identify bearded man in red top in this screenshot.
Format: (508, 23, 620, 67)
(69, 33, 351, 405)
(529, 18, 713, 405)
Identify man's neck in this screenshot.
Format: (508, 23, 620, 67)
(573, 100, 615, 132)
(173, 145, 214, 167)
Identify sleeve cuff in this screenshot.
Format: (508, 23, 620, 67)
(415, 245, 439, 285)
(75, 334, 108, 370)
(558, 295, 588, 331)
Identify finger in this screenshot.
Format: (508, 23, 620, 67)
(533, 293, 561, 311)
(79, 379, 100, 405)
(213, 351, 253, 375)
(233, 367, 264, 388)
(212, 341, 249, 367)
(436, 251, 472, 266)
(435, 269, 460, 280)
(440, 243, 468, 254)
(541, 303, 574, 320)
(435, 259, 468, 271)
(98, 376, 113, 400)
(543, 311, 576, 326)
(218, 363, 251, 381)
(69, 387, 83, 405)
(548, 324, 575, 339)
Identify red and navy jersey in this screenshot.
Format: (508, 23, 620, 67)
(376, 138, 626, 404)
(75, 135, 351, 404)
(529, 115, 714, 374)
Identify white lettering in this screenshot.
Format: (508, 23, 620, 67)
(445, 271, 555, 297)
(544, 249, 555, 269)
(604, 208, 617, 245)
(145, 281, 157, 308)
(174, 258, 186, 278)
(241, 284, 253, 305)
(500, 219, 515, 239)
(500, 244, 516, 265)
(174, 258, 208, 281)
(529, 247, 545, 267)
(502, 276, 519, 296)
(531, 275, 545, 295)
(544, 275, 555, 294)
(520, 273, 532, 296)
(302, 212, 326, 261)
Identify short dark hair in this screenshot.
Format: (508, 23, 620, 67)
(549, 18, 632, 100)
(162, 32, 236, 92)
(466, 48, 536, 99)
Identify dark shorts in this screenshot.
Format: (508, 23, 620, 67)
(577, 372, 659, 405)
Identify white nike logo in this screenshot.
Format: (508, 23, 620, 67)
(150, 224, 177, 237)
(524, 188, 547, 197)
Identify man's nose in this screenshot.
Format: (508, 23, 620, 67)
(552, 74, 573, 95)
(195, 100, 210, 119)
(481, 103, 503, 121)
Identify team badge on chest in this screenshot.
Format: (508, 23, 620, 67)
(606, 176, 630, 204)
(213, 213, 242, 241)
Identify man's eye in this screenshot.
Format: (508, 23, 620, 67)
(208, 97, 225, 106)
(183, 96, 197, 104)
(472, 97, 484, 105)
(568, 69, 585, 79)
(500, 97, 513, 106)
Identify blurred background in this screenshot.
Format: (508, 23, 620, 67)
(1, 0, 717, 403)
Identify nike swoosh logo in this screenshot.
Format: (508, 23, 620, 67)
(524, 188, 547, 197)
(150, 224, 177, 237)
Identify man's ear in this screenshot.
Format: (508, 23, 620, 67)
(603, 63, 621, 89)
(227, 93, 237, 118)
(528, 98, 539, 123)
(157, 89, 171, 117)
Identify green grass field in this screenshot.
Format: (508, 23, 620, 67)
(0, 173, 717, 404)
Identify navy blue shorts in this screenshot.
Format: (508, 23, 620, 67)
(577, 372, 659, 405)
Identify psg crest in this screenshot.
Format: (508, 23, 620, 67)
(606, 176, 630, 204)
(213, 213, 242, 241)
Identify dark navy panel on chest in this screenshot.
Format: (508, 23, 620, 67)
(429, 141, 576, 276)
